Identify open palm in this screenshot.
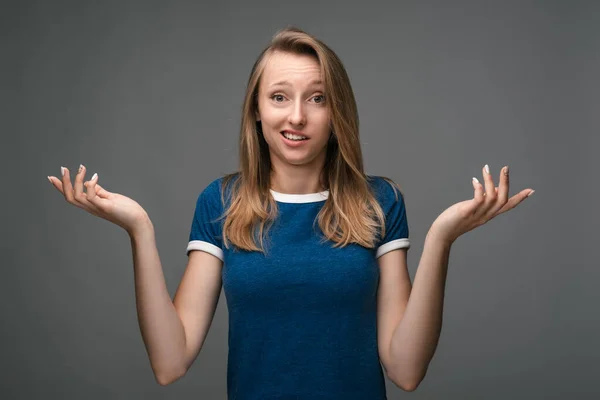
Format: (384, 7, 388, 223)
(48, 165, 149, 234)
(431, 165, 534, 243)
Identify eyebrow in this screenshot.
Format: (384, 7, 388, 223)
(269, 79, 323, 88)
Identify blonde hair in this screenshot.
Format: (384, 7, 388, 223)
(219, 26, 402, 254)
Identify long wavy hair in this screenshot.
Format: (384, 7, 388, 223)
(219, 26, 402, 254)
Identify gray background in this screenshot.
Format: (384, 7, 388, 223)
(2, 0, 597, 398)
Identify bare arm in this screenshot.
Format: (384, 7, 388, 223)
(387, 228, 451, 390)
(48, 167, 223, 386)
(130, 218, 223, 385)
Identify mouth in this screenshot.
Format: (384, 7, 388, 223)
(280, 130, 309, 141)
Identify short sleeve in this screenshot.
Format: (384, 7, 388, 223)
(186, 178, 225, 261)
(374, 178, 410, 258)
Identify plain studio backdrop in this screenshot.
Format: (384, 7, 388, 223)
(1, 0, 597, 399)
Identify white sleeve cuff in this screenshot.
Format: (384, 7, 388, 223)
(186, 240, 224, 262)
(376, 238, 410, 258)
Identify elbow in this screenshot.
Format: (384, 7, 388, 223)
(390, 375, 421, 392)
(400, 380, 420, 392)
(154, 366, 187, 386)
(155, 374, 175, 387)
(387, 369, 424, 393)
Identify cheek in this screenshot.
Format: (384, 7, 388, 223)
(316, 112, 331, 133)
(260, 109, 286, 129)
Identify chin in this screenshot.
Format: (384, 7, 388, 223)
(281, 151, 326, 166)
(281, 156, 311, 166)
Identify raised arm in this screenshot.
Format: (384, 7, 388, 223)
(48, 165, 223, 386)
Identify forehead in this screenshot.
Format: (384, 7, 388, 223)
(261, 51, 322, 87)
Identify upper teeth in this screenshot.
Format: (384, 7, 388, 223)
(283, 132, 307, 140)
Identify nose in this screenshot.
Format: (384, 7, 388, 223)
(288, 102, 306, 126)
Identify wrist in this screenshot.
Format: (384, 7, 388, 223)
(128, 214, 154, 239)
(427, 224, 456, 247)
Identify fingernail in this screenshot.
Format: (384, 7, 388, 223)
(527, 190, 535, 197)
(91, 173, 98, 181)
(61, 166, 65, 176)
(484, 164, 490, 174)
(79, 164, 84, 173)
(47, 176, 52, 184)
(472, 177, 479, 184)
(504, 166, 509, 176)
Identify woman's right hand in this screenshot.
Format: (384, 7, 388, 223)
(48, 164, 150, 235)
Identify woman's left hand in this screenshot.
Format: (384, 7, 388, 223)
(430, 165, 534, 244)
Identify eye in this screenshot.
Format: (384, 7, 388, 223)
(312, 94, 325, 104)
(271, 94, 285, 103)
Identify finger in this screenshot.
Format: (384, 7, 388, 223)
(51, 173, 93, 200)
(68, 164, 99, 213)
(489, 166, 510, 217)
(497, 166, 509, 205)
(56, 167, 100, 214)
(482, 164, 496, 202)
(48, 175, 64, 194)
(73, 164, 87, 202)
(61, 166, 75, 202)
(84, 173, 112, 216)
(473, 164, 497, 220)
(95, 183, 111, 199)
(495, 188, 534, 216)
(85, 172, 99, 202)
(472, 177, 485, 206)
(85, 174, 111, 206)
(475, 164, 498, 220)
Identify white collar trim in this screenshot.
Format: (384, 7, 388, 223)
(270, 189, 329, 203)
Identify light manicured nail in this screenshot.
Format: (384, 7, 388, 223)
(61, 166, 65, 176)
(472, 177, 479, 184)
(91, 173, 98, 181)
(79, 164, 84, 173)
(47, 176, 52, 183)
(527, 190, 535, 197)
(484, 164, 490, 174)
(504, 166, 509, 175)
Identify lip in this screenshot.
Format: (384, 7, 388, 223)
(280, 130, 310, 147)
(281, 130, 309, 138)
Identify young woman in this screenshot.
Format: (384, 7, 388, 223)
(48, 27, 534, 399)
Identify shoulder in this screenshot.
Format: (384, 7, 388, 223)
(197, 172, 240, 208)
(366, 174, 405, 207)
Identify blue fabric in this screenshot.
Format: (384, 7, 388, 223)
(187, 174, 410, 400)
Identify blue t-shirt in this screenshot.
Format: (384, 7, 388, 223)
(186, 174, 410, 400)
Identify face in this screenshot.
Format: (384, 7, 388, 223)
(255, 51, 330, 170)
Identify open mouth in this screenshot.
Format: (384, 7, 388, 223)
(280, 131, 309, 141)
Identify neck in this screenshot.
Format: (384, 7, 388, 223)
(269, 162, 327, 194)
